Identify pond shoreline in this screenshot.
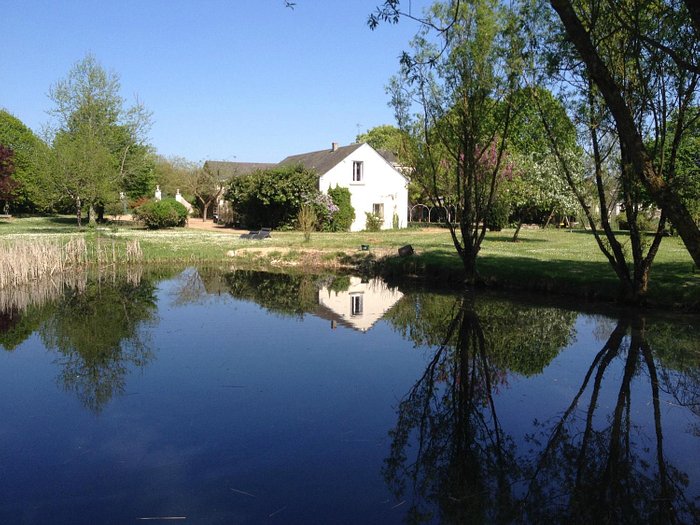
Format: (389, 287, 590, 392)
(2, 216, 698, 312)
(214, 249, 700, 313)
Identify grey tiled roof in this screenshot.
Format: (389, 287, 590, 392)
(278, 143, 364, 176)
(204, 161, 277, 181)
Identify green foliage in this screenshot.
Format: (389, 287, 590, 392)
(356, 124, 405, 155)
(389, 0, 523, 281)
(365, 212, 382, 231)
(46, 54, 153, 224)
(500, 152, 581, 227)
(0, 109, 51, 212)
(133, 198, 188, 229)
(225, 164, 318, 228)
(661, 108, 700, 226)
(327, 185, 355, 231)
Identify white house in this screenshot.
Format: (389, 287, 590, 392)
(207, 142, 409, 231)
(316, 276, 404, 332)
(280, 142, 409, 231)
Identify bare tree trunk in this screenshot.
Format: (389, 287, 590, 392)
(76, 196, 82, 228)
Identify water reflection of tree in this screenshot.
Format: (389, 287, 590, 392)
(383, 292, 522, 524)
(386, 293, 700, 523)
(39, 276, 157, 413)
(386, 292, 577, 377)
(223, 270, 320, 317)
(522, 316, 699, 524)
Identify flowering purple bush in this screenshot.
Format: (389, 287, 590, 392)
(303, 192, 340, 231)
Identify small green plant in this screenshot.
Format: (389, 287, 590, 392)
(133, 198, 188, 229)
(297, 204, 316, 242)
(365, 212, 382, 232)
(392, 212, 400, 229)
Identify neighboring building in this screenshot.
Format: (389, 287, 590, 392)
(315, 277, 404, 332)
(206, 142, 410, 231)
(202, 161, 277, 224)
(204, 161, 278, 181)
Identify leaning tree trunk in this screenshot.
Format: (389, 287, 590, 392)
(512, 219, 524, 242)
(549, 0, 700, 268)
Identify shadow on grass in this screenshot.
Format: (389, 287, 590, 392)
(486, 233, 548, 243)
(382, 247, 699, 309)
(43, 216, 79, 226)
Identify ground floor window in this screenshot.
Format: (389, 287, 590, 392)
(350, 294, 363, 316)
(372, 203, 384, 221)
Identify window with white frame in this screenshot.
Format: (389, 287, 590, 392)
(352, 161, 363, 182)
(350, 294, 363, 316)
(373, 203, 384, 221)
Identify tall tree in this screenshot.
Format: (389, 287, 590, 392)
(0, 110, 51, 212)
(47, 54, 152, 225)
(0, 145, 17, 213)
(519, 0, 697, 301)
(387, 0, 522, 283)
(546, 0, 700, 267)
(183, 163, 224, 221)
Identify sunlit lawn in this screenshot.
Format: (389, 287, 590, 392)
(2, 215, 697, 307)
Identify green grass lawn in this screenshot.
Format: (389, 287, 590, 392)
(1, 216, 698, 308)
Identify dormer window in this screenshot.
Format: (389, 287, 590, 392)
(353, 161, 364, 182)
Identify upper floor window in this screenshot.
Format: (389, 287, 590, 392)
(353, 161, 363, 182)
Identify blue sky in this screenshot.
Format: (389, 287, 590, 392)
(1, 1, 429, 163)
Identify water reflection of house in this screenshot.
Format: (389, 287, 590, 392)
(316, 277, 403, 332)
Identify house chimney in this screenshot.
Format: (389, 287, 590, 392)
(331, 142, 339, 152)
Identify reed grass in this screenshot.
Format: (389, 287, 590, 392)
(0, 237, 143, 289)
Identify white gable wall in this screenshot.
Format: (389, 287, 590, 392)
(318, 144, 409, 232)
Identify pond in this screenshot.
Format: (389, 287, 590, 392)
(0, 267, 698, 524)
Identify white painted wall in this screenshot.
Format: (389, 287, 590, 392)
(318, 277, 404, 332)
(319, 144, 409, 232)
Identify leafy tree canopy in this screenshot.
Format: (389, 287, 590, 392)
(0, 109, 51, 211)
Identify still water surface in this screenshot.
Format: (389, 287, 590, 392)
(0, 267, 698, 524)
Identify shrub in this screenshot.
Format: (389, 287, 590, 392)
(225, 164, 317, 228)
(308, 192, 338, 231)
(133, 198, 188, 229)
(618, 214, 658, 232)
(485, 198, 511, 231)
(365, 212, 382, 232)
(327, 185, 355, 231)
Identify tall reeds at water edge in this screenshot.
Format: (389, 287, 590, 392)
(0, 237, 143, 289)
(0, 265, 144, 314)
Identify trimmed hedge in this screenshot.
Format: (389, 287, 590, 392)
(133, 198, 188, 229)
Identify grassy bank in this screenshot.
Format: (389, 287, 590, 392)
(1, 216, 698, 309)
